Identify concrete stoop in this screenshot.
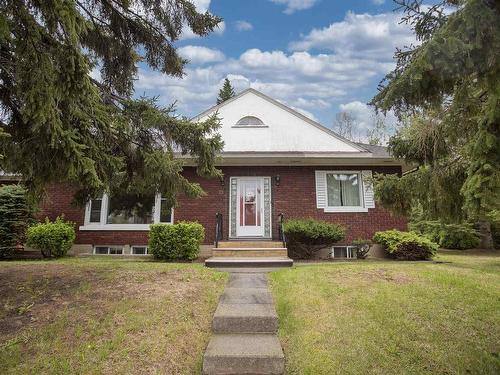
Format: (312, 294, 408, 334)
(202, 273, 285, 375)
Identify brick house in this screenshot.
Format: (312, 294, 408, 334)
(38, 89, 406, 258)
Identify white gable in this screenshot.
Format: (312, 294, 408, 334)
(195, 89, 363, 153)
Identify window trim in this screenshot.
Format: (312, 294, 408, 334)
(324, 171, 367, 213)
(93, 245, 124, 255)
(81, 193, 174, 231)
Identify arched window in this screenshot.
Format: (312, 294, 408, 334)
(235, 116, 264, 126)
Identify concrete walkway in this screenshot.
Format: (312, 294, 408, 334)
(202, 272, 285, 375)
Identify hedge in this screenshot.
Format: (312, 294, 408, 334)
(26, 217, 76, 258)
(283, 218, 345, 259)
(148, 222, 204, 261)
(0, 185, 34, 258)
(410, 220, 480, 250)
(373, 230, 438, 260)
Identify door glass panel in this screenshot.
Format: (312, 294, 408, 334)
(245, 203, 256, 225)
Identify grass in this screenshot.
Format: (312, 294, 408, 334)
(269, 250, 500, 374)
(0, 257, 228, 374)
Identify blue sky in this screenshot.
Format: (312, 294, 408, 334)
(135, 0, 416, 140)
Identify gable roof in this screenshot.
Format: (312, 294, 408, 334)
(193, 88, 368, 153)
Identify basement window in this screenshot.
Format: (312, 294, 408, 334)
(131, 246, 148, 255)
(94, 246, 123, 255)
(331, 246, 357, 259)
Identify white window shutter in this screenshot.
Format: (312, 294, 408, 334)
(315, 171, 327, 209)
(362, 170, 375, 208)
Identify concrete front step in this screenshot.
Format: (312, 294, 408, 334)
(213, 303, 278, 333)
(205, 257, 293, 268)
(212, 248, 288, 257)
(218, 241, 283, 248)
(202, 333, 285, 375)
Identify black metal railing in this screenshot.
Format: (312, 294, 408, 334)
(278, 213, 286, 248)
(214, 212, 223, 248)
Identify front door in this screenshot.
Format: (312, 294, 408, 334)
(236, 177, 264, 237)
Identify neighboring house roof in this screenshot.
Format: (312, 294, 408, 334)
(355, 143, 392, 158)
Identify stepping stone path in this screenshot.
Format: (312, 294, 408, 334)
(203, 271, 285, 375)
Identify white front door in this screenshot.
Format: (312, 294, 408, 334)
(236, 177, 265, 237)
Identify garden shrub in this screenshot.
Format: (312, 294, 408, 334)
(410, 221, 480, 250)
(0, 185, 34, 258)
(283, 218, 345, 259)
(352, 239, 371, 259)
(149, 222, 204, 261)
(372, 230, 438, 260)
(26, 217, 76, 258)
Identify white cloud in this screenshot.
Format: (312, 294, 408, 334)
(180, 20, 225, 40)
(289, 106, 318, 121)
(270, 0, 319, 14)
(178, 46, 225, 64)
(371, 0, 385, 5)
(235, 20, 253, 31)
(190, 0, 211, 11)
(289, 11, 414, 61)
(135, 10, 413, 125)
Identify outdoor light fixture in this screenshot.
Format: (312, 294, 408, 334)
(275, 174, 281, 186)
(219, 175, 225, 187)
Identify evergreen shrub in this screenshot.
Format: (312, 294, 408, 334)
(149, 222, 204, 261)
(373, 230, 438, 260)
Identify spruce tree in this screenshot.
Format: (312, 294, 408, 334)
(370, 0, 500, 248)
(0, 0, 224, 204)
(217, 78, 236, 104)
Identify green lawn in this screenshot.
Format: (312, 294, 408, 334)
(0, 257, 228, 374)
(269, 250, 500, 374)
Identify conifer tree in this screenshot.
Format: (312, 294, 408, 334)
(0, 0, 224, 204)
(217, 78, 236, 104)
(370, 0, 500, 248)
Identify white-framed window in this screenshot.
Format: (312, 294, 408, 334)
(234, 116, 266, 127)
(131, 246, 148, 255)
(332, 246, 357, 259)
(94, 246, 123, 255)
(315, 170, 375, 213)
(81, 193, 173, 231)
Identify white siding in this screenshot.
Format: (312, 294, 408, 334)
(197, 91, 361, 153)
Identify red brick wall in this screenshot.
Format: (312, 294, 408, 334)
(39, 185, 150, 246)
(39, 165, 407, 247)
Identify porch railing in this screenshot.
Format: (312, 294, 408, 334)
(214, 212, 223, 248)
(278, 213, 286, 248)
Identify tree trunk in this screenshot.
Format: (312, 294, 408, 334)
(478, 220, 494, 249)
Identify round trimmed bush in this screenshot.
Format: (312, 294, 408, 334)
(148, 222, 204, 261)
(26, 217, 76, 258)
(283, 218, 345, 259)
